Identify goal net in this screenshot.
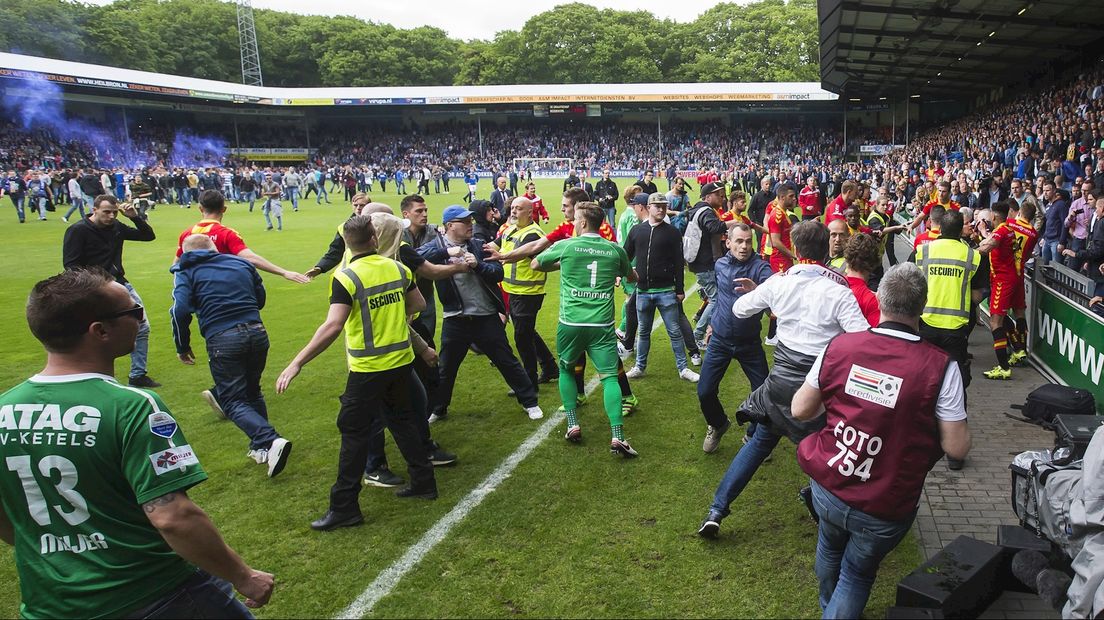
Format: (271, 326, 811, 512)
(512, 157, 574, 178)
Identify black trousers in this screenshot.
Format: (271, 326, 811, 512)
(919, 320, 972, 390)
(331, 365, 434, 513)
(431, 314, 538, 414)
(509, 294, 556, 385)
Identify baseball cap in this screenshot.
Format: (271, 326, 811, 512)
(441, 205, 473, 222)
(700, 181, 726, 198)
(631, 193, 650, 206)
(647, 192, 669, 205)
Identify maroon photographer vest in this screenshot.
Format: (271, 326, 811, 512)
(798, 328, 950, 521)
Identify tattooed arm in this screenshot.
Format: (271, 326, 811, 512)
(142, 491, 274, 608)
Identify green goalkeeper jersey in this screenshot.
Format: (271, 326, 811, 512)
(0, 373, 207, 619)
(536, 233, 631, 327)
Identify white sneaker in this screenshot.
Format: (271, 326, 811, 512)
(626, 366, 645, 379)
(617, 341, 632, 357)
(615, 328, 626, 341)
(690, 352, 702, 366)
(265, 438, 292, 478)
(526, 406, 544, 420)
(764, 335, 780, 347)
(246, 448, 268, 465)
(679, 368, 700, 383)
(201, 389, 226, 420)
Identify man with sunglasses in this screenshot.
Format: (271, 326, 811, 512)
(0, 268, 274, 618)
(62, 193, 160, 388)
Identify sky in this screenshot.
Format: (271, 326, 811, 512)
(85, 0, 735, 41)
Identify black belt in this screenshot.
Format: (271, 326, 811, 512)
(214, 322, 264, 336)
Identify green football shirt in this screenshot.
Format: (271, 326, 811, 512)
(536, 233, 631, 327)
(0, 373, 208, 619)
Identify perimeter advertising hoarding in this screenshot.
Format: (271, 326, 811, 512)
(230, 148, 312, 161)
(1031, 283, 1104, 414)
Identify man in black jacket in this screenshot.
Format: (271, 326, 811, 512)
(624, 193, 699, 383)
(635, 170, 658, 195)
(594, 168, 619, 227)
(62, 194, 159, 387)
(417, 205, 543, 423)
(748, 177, 774, 246)
(686, 182, 737, 347)
(468, 199, 501, 244)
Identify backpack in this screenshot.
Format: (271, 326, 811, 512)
(1017, 385, 1096, 430)
(682, 206, 709, 263)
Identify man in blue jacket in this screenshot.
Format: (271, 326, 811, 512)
(696, 223, 774, 456)
(170, 234, 291, 478)
(417, 205, 543, 423)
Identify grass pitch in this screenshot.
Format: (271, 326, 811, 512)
(0, 179, 920, 618)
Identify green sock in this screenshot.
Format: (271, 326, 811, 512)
(601, 375, 622, 427)
(557, 361, 578, 418)
(565, 409, 578, 427)
(612, 424, 625, 441)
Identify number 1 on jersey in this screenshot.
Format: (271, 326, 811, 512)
(586, 260, 598, 287)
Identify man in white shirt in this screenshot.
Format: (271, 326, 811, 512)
(698, 220, 868, 539)
(64, 171, 85, 222)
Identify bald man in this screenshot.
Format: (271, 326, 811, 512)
(171, 234, 292, 478)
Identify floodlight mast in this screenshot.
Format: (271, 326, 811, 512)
(236, 0, 263, 86)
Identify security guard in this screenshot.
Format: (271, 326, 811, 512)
(493, 197, 558, 388)
(912, 209, 983, 469)
(277, 214, 437, 531)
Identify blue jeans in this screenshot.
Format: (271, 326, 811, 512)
(124, 283, 150, 379)
(635, 290, 688, 372)
(697, 333, 769, 429)
(287, 186, 299, 210)
(317, 183, 330, 203)
(810, 480, 913, 619)
(64, 195, 85, 220)
(242, 190, 256, 211)
(693, 270, 719, 342)
(1041, 238, 1060, 263)
(9, 194, 24, 222)
(708, 422, 780, 517)
(206, 324, 278, 451)
(176, 188, 189, 206)
(33, 196, 47, 219)
(125, 570, 253, 619)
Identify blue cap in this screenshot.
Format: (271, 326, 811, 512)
(631, 193, 650, 206)
(441, 205, 473, 222)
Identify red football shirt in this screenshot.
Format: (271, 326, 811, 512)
(921, 200, 961, 217)
(176, 219, 248, 257)
(847, 276, 880, 327)
(825, 196, 847, 224)
(912, 229, 939, 250)
(766, 201, 793, 255)
(987, 222, 1018, 281)
(546, 219, 615, 243)
(799, 186, 822, 216)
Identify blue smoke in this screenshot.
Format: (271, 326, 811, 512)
(2, 73, 228, 169)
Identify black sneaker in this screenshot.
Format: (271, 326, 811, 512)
(129, 374, 161, 388)
(363, 467, 405, 488)
(429, 447, 458, 467)
(537, 370, 560, 384)
(395, 485, 438, 500)
(947, 457, 965, 471)
(697, 512, 722, 539)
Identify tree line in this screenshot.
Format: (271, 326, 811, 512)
(0, 0, 817, 87)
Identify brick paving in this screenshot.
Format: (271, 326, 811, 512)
(914, 327, 1060, 618)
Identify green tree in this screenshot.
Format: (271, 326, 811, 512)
(0, 0, 88, 63)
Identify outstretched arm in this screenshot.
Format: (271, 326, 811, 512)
(239, 248, 310, 284)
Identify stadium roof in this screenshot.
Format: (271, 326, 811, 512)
(0, 52, 838, 107)
(819, 0, 1104, 98)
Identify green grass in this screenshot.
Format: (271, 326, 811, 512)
(0, 179, 919, 618)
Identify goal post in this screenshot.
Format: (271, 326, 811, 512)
(512, 157, 574, 179)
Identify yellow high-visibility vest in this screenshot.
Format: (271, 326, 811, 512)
(915, 238, 980, 330)
(499, 222, 546, 295)
(334, 254, 414, 372)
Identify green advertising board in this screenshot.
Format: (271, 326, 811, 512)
(1031, 284, 1104, 414)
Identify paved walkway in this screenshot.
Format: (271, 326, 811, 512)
(914, 327, 1059, 618)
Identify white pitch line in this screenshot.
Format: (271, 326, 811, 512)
(337, 283, 699, 619)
